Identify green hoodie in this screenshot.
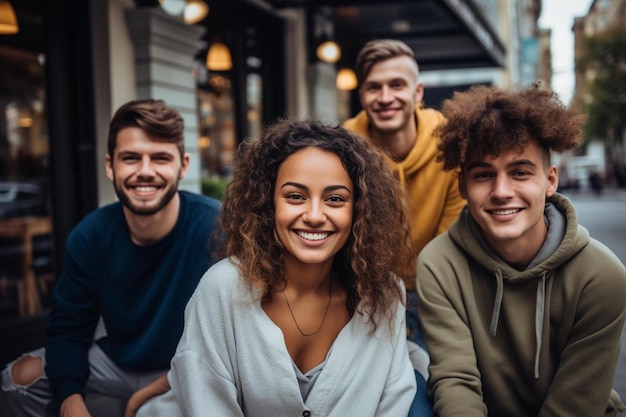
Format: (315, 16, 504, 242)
(417, 193, 626, 416)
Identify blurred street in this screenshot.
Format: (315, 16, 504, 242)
(563, 187, 626, 401)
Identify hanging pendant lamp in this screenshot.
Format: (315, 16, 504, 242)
(0, 0, 19, 35)
(159, 0, 209, 25)
(184, 0, 209, 25)
(206, 42, 232, 71)
(336, 68, 358, 91)
(316, 38, 341, 64)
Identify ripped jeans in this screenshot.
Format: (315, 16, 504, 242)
(1, 344, 165, 417)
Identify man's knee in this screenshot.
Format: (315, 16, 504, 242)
(11, 355, 44, 386)
(3, 354, 45, 389)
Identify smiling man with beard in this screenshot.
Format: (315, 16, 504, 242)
(1, 99, 221, 417)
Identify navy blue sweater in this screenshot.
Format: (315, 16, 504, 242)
(45, 191, 221, 403)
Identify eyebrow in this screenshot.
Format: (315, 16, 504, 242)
(117, 150, 175, 158)
(466, 159, 538, 171)
(364, 77, 407, 86)
(279, 181, 351, 193)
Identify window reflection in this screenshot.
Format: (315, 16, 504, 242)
(198, 74, 236, 178)
(194, 24, 265, 201)
(196, 67, 235, 199)
(246, 73, 262, 142)
(0, 46, 53, 319)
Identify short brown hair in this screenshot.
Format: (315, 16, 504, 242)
(355, 39, 418, 86)
(436, 84, 585, 171)
(107, 99, 185, 159)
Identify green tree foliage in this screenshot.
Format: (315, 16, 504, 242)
(576, 25, 626, 146)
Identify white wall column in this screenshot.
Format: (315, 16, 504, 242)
(126, 7, 204, 193)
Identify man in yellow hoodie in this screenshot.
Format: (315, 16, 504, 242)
(343, 39, 465, 417)
(343, 40, 464, 259)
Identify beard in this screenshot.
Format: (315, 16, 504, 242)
(112, 176, 180, 216)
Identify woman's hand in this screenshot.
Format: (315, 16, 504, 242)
(60, 393, 92, 417)
(124, 373, 170, 417)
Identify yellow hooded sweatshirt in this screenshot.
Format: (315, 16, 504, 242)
(343, 107, 466, 289)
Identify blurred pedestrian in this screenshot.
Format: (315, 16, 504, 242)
(589, 168, 603, 195)
(417, 84, 626, 416)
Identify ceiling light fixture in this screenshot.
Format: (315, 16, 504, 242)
(0, 0, 19, 35)
(206, 42, 232, 71)
(336, 68, 358, 90)
(316, 38, 341, 64)
(159, 0, 209, 25)
(184, 0, 209, 25)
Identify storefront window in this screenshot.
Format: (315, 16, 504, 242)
(196, 62, 236, 199)
(246, 72, 263, 142)
(245, 25, 263, 142)
(194, 14, 279, 201)
(0, 45, 54, 320)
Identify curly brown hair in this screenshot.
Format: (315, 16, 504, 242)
(436, 84, 585, 171)
(107, 99, 185, 159)
(217, 118, 415, 325)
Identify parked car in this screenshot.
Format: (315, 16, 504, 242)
(0, 180, 49, 219)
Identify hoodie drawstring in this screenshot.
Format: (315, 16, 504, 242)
(394, 166, 406, 188)
(490, 268, 547, 379)
(490, 268, 504, 336)
(534, 271, 547, 379)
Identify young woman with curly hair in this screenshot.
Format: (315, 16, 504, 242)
(134, 118, 417, 417)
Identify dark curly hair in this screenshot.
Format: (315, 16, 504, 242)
(436, 84, 585, 171)
(217, 118, 415, 326)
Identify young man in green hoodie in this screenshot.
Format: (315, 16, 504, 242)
(417, 84, 626, 416)
(343, 39, 465, 416)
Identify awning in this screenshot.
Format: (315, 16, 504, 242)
(266, 0, 506, 71)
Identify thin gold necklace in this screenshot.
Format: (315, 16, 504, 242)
(283, 283, 332, 337)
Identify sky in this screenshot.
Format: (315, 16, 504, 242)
(538, 0, 595, 105)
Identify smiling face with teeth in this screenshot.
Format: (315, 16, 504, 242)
(459, 139, 558, 269)
(359, 55, 423, 142)
(273, 147, 354, 268)
(106, 127, 189, 217)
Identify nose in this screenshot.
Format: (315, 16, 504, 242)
(303, 201, 326, 225)
(491, 175, 514, 200)
(377, 85, 393, 104)
(137, 156, 155, 178)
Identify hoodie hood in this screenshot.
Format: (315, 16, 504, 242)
(342, 107, 444, 188)
(449, 193, 589, 282)
(448, 192, 590, 377)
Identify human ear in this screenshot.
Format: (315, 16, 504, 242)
(414, 83, 424, 104)
(179, 153, 191, 179)
(105, 154, 114, 181)
(545, 165, 559, 197)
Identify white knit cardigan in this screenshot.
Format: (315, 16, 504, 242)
(138, 258, 416, 417)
